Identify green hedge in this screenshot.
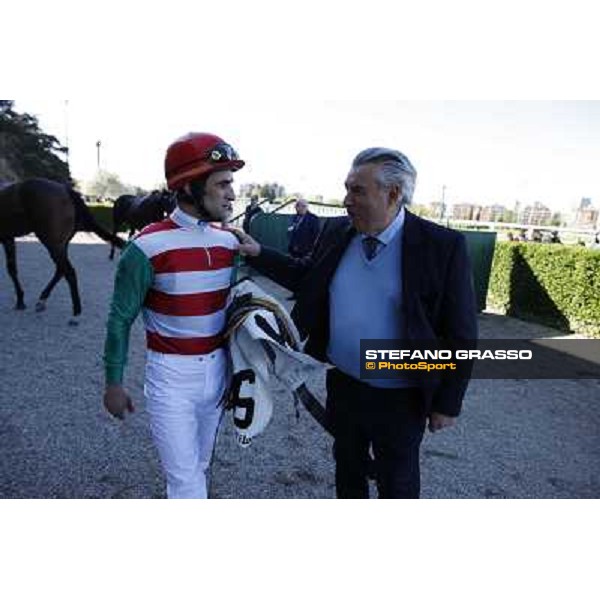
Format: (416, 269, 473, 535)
(86, 203, 128, 232)
(488, 241, 600, 335)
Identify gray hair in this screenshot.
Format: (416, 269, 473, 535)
(352, 147, 417, 205)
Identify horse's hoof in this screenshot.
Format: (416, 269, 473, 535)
(35, 301, 46, 312)
(68, 317, 80, 327)
(15, 303, 26, 310)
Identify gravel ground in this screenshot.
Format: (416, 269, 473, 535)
(0, 235, 598, 499)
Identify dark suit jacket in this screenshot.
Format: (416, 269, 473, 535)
(249, 210, 478, 417)
(288, 211, 321, 257)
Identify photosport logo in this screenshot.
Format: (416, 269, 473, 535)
(360, 339, 600, 380)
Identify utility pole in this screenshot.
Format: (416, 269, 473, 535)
(96, 140, 101, 171)
(441, 184, 447, 219)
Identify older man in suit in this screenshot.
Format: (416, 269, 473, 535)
(287, 198, 321, 258)
(237, 147, 478, 499)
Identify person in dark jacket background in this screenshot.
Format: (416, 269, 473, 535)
(236, 147, 478, 499)
(287, 198, 321, 258)
(242, 195, 263, 233)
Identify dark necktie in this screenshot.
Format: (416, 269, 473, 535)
(362, 236, 381, 261)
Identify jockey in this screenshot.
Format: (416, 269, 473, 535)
(102, 132, 244, 498)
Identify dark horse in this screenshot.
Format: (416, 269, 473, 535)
(109, 189, 175, 259)
(0, 178, 125, 324)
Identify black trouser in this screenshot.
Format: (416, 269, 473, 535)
(326, 369, 427, 499)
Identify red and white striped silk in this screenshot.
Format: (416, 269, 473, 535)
(133, 215, 238, 355)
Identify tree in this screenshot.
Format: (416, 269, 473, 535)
(410, 204, 434, 218)
(84, 170, 140, 200)
(498, 209, 517, 223)
(0, 100, 70, 182)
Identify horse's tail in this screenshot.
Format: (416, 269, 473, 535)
(68, 188, 126, 249)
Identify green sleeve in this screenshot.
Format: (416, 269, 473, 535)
(103, 242, 153, 385)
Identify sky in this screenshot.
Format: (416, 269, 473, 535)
(13, 99, 600, 213)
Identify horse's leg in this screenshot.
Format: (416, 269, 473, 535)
(46, 244, 82, 325)
(2, 238, 26, 310)
(35, 267, 63, 312)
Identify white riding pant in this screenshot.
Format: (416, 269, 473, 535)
(144, 348, 227, 499)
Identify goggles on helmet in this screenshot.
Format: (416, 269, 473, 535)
(208, 143, 240, 163)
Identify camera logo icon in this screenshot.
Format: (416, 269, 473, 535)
(365, 362, 376, 370)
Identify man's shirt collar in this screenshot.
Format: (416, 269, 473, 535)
(360, 205, 405, 246)
(170, 206, 209, 229)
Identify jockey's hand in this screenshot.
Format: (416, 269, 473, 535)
(427, 412, 456, 433)
(103, 384, 135, 420)
(224, 227, 261, 257)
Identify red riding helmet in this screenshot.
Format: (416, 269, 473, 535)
(164, 132, 245, 190)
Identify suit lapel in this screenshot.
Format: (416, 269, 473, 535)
(292, 218, 353, 335)
(402, 210, 425, 304)
(312, 218, 355, 283)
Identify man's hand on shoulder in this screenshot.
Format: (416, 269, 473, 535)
(103, 383, 135, 420)
(427, 412, 456, 433)
(225, 227, 261, 257)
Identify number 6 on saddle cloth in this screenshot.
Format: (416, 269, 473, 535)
(223, 279, 328, 448)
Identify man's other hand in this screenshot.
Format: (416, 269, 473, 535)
(103, 384, 135, 420)
(427, 412, 456, 433)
